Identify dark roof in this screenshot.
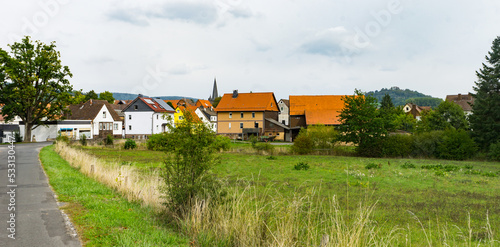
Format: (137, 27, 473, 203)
(67, 99, 121, 121)
(446, 94, 474, 111)
(124, 97, 175, 113)
(265, 118, 290, 130)
(0, 124, 20, 132)
(279, 99, 290, 107)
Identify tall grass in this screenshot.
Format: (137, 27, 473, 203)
(54, 142, 164, 210)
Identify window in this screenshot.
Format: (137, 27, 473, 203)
(129, 125, 132, 130)
(229, 123, 231, 129)
(255, 122, 259, 128)
(241, 112, 244, 118)
(129, 115, 132, 120)
(134, 105, 138, 110)
(229, 112, 232, 118)
(99, 123, 103, 130)
(103, 111, 106, 118)
(156, 115, 159, 119)
(156, 125, 159, 130)
(114, 123, 118, 130)
(240, 123, 243, 129)
(179, 116, 183, 120)
(252, 112, 255, 118)
(281, 107, 283, 111)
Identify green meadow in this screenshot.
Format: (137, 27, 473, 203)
(70, 143, 500, 246)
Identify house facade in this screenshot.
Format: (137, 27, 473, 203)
(216, 91, 287, 140)
(403, 103, 431, 120)
(278, 99, 290, 126)
(195, 107, 217, 132)
(20, 120, 92, 142)
(123, 96, 175, 139)
(66, 99, 123, 138)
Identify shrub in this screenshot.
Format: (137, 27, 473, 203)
(213, 135, 231, 151)
(365, 163, 381, 170)
(382, 134, 413, 157)
(266, 155, 277, 160)
(249, 135, 258, 147)
(401, 162, 416, 169)
(147, 133, 170, 151)
(124, 139, 137, 149)
(14, 131, 22, 142)
(291, 125, 337, 155)
(105, 134, 114, 146)
(56, 135, 69, 144)
(436, 129, 477, 160)
(291, 133, 314, 154)
(79, 134, 87, 146)
(488, 142, 500, 161)
(294, 162, 310, 170)
(412, 131, 443, 158)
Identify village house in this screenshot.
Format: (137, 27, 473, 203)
(216, 90, 288, 141)
(403, 103, 431, 120)
(289, 95, 346, 139)
(278, 99, 290, 126)
(123, 96, 175, 139)
(195, 106, 217, 132)
(446, 93, 474, 115)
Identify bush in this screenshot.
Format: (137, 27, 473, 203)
(291, 128, 314, 154)
(401, 162, 416, 169)
(365, 163, 381, 169)
(56, 135, 69, 144)
(294, 162, 310, 170)
(412, 131, 443, 158)
(213, 135, 231, 151)
(382, 134, 413, 157)
(147, 133, 170, 151)
(488, 142, 500, 161)
(124, 139, 137, 149)
(105, 134, 114, 146)
(14, 131, 22, 142)
(436, 129, 477, 160)
(79, 134, 87, 146)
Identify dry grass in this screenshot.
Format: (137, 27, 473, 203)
(55, 142, 164, 210)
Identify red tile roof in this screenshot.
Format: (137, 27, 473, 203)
(289, 95, 346, 125)
(196, 99, 213, 108)
(215, 92, 279, 112)
(139, 98, 175, 113)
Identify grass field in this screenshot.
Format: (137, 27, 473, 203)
(74, 142, 500, 246)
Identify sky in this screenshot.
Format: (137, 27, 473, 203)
(1, 0, 499, 101)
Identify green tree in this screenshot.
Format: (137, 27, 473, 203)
(379, 94, 399, 132)
(417, 100, 469, 132)
(85, 90, 98, 101)
(338, 89, 386, 157)
(212, 96, 222, 108)
(72, 90, 86, 104)
(470, 36, 500, 150)
(160, 111, 223, 217)
(98, 91, 115, 104)
(0, 36, 73, 142)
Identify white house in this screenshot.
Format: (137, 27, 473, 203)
(123, 96, 175, 139)
(66, 99, 123, 138)
(195, 107, 217, 132)
(278, 99, 289, 126)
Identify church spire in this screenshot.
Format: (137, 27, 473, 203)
(209, 77, 219, 102)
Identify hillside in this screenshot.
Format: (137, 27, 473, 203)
(366, 87, 442, 108)
(112, 92, 199, 102)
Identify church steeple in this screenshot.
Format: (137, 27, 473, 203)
(209, 77, 219, 102)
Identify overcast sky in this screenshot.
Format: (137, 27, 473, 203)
(1, 0, 499, 101)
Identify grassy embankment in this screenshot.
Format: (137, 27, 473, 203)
(39, 145, 188, 246)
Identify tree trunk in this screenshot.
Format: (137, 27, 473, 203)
(24, 122, 32, 142)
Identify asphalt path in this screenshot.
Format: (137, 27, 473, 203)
(0, 142, 80, 247)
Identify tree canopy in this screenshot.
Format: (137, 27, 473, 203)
(0, 36, 73, 141)
(416, 100, 469, 132)
(469, 36, 500, 150)
(98, 91, 115, 104)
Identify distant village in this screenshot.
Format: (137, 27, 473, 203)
(0, 79, 474, 143)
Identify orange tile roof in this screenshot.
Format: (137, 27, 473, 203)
(215, 92, 279, 112)
(289, 95, 347, 125)
(196, 99, 213, 108)
(165, 100, 181, 108)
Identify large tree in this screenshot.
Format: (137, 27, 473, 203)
(0, 36, 73, 142)
(338, 89, 386, 157)
(469, 36, 500, 150)
(416, 100, 469, 132)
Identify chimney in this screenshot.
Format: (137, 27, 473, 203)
(458, 94, 462, 100)
(138, 94, 143, 98)
(232, 90, 238, 98)
(90, 99, 93, 106)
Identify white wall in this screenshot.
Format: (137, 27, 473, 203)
(20, 121, 92, 142)
(92, 105, 123, 136)
(195, 108, 217, 132)
(152, 112, 174, 134)
(278, 101, 289, 125)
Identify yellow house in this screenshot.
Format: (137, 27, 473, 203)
(174, 105, 201, 126)
(216, 91, 288, 140)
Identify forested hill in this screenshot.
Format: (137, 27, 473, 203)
(112, 92, 198, 102)
(366, 87, 443, 108)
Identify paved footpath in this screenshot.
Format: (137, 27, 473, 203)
(0, 142, 81, 247)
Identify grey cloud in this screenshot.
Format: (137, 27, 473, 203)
(300, 27, 368, 58)
(107, 9, 150, 26)
(228, 7, 253, 19)
(147, 2, 218, 24)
